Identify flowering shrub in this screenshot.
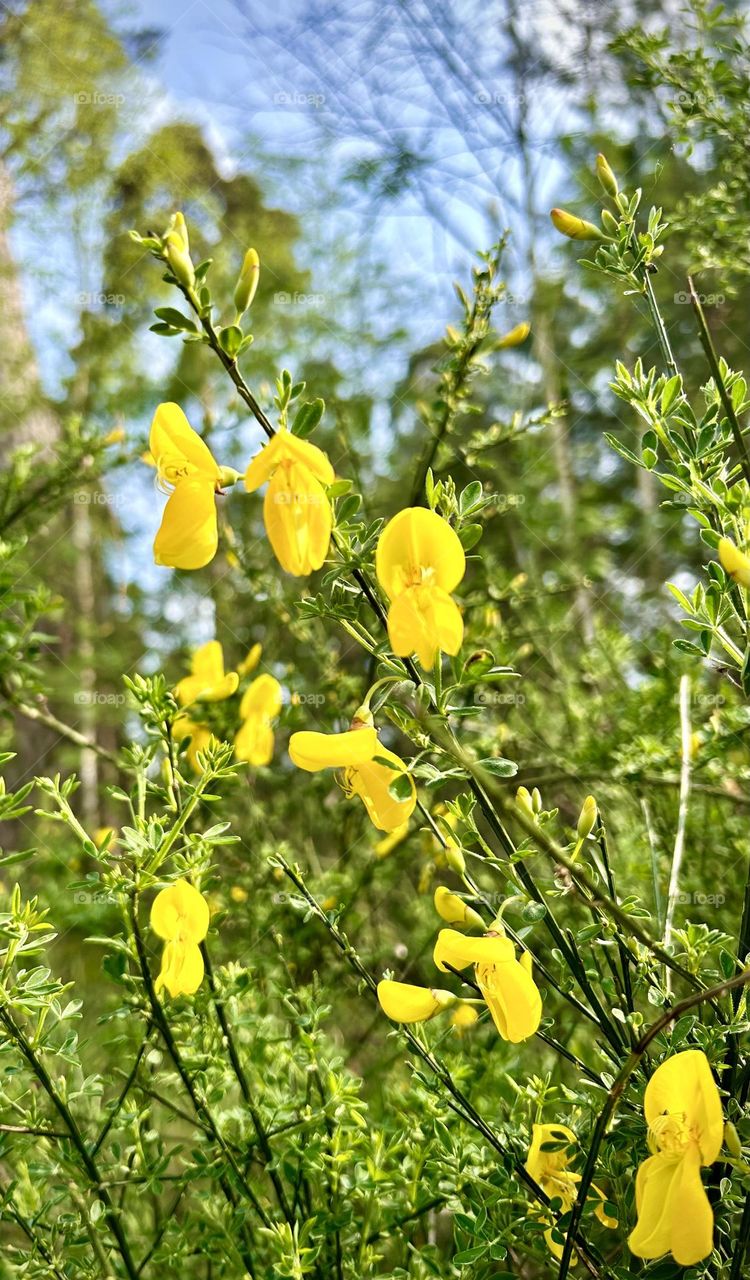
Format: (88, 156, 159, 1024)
(3, 117, 750, 1280)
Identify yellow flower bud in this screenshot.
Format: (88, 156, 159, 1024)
(377, 979, 456, 1023)
(576, 795, 598, 841)
(433, 886, 485, 931)
(450, 1002, 479, 1033)
(516, 786, 535, 817)
(445, 842, 466, 876)
(724, 1121, 742, 1159)
(496, 322, 530, 349)
(550, 208, 607, 241)
(596, 153, 619, 198)
(165, 225, 195, 290)
(234, 248, 260, 316)
(719, 537, 750, 586)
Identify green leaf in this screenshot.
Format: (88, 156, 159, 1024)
(477, 757, 518, 777)
(292, 398, 325, 437)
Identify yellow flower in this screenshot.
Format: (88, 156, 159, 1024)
(244, 428, 334, 576)
(433, 928, 541, 1043)
(149, 403, 223, 570)
(450, 1003, 480, 1033)
(718, 536, 750, 587)
(288, 724, 416, 832)
(496, 322, 530, 348)
(164, 212, 195, 289)
(374, 821, 410, 859)
(375, 507, 465, 668)
(150, 879, 210, 998)
(173, 714, 217, 774)
(234, 673, 282, 766)
(526, 1123, 616, 1259)
(238, 642, 263, 677)
(629, 1048, 723, 1267)
(175, 640, 239, 706)
(550, 208, 607, 241)
(230, 885, 248, 903)
(433, 886, 485, 931)
(377, 979, 456, 1023)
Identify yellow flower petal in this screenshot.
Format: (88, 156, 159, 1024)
(150, 879, 210, 944)
(175, 641, 239, 705)
(451, 1003, 480, 1031)
(239, 673, 282, 720)
(478, 954, 542, 1042)
(238, 642, 262, 676)
(433, 928, 515, 972)
(644, 1049, 723, 1166)
(386, 585, 463, 668)
(718, 536, 750, 587)
(263, 462, 332, 575)
(149, 402, 220, 482)
(234, 716, 274, 766)
(377, 979, 454, 1023)
(289, 727, 378, 772)
(526, 1123, 576, 1182)
(347, 747, 416, 832)
(375, 507, 466, 600)
(629, 1146, 714, 1266)
(244, 428, 334, 491)
(434, 886, 485, 930)
(374, 821, 410, 859)
(155, 939, 205, 998)
(153, 476, 218, 570)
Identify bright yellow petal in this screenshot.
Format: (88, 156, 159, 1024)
(377, 979, 453, 1023)
(153, 477, 218, 570)
(478, 955, 542, 1042)
(155, 939, 205, 998)
(239, 673, 282, 720)
(348, 748, 416, 832)
(278, 429, 334, 485)
(263, 463, 332, 575)
(149, 402, 220, 480)
(244, 431, 285, 491)
(719, 537, 750, 587)
(175, 641, 239, 705)
(591, 1184, 618, 1229)
(525, 1124, 576, 1182)
(644, 1050, 723, 1165)
(150, 879, 210, 944)
(387, 585, 463, 668)
(289, 727, 378, 772)
(234, 715, 274, 766)
(238, 643, 262, 676)
(629, 1148, 713, 1265)
(433, 886, 484, 930)
(433, 928, 515, 973)
(376, 507, 466, 600)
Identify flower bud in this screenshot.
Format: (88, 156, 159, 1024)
(719, 537, 750, 587)
(596, 153, 619, 198)
(577, 794, 598, 840)
(165, 223, 195, 290)
(601, 209, 619, 235)
(496, 321, 530, 349)
(445, 842, 466, 876)
(550, 208, 607, 241)
(515, 786, 535, 818)
(434, 886, 485, 931)
(724, 1121, 742, 1159)
(234, 247, 260, 316)
(531, 788, 542, 813)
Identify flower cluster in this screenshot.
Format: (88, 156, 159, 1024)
(171, 640, 281, 774)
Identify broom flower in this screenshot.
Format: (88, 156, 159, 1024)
(150, 879, 210, 998)
(149, 402, 224, 570)
(244, 428, 334, 576)
(433, 927, 541, 1042)
(375, 507, 466, 668)
(235, 673, 282, 766)
(174, 641, 239, 706)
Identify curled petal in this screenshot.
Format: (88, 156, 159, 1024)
(149, 402, 220, 480)
(347, 747, 416, 832)
(387, 585, 463, 668)
(289, 727, 378, 772)
(376, 507, 466, 600)
(175, 641, 239, 705)
(377, 979, 454, 1023)
(153, 476, 218, 570)
(150, 879, 210, 945)
(155, 939, 205, 997)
